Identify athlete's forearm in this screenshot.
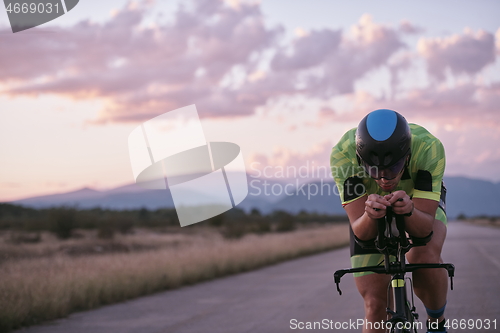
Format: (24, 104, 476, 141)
(351, 212, 379, 241)
(404, 206, 434, 238)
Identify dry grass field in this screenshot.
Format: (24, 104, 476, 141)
(464, 217, 500, 228)
(0, 223, 349, 332)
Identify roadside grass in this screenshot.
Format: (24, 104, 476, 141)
(463, 218, 500, 228)
(0, 224, 349, 332)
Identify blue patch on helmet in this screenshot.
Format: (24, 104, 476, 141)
(366, 109, 397, 141)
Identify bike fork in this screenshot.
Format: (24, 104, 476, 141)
(386, 274, 410, 329)
(406, 276, 418, 321)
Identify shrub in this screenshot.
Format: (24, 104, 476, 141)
(207, 212, 225, 227)
(275, 211, 296, 232)
(8, 231, 41, 244)
(221, 221, 246, 239)
(97, 225, 115, 240)
(49, 208, 77, 239)
(250, 208, 262, 216)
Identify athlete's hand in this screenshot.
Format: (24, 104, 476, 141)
(365, 194, 391, 219)
(385, 191, 413, 215)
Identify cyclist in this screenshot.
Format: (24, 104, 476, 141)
(330, 109, 448, 333)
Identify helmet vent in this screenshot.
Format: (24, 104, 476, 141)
(383, 153, 393, 166)
(370, 152, 379, 165)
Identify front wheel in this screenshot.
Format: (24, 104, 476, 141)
(389, 279, 418, 333)
(399, 301, 418, 332)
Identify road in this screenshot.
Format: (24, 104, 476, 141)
(14, 222, 500, 333)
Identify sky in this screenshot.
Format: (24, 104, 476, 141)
(0, 0, 499, 202)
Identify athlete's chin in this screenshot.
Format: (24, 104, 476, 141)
(380, 184, 396, 192)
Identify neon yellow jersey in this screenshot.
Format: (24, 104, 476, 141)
(330, 124, 445, 206)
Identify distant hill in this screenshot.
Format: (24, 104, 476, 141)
(7, 175, 500, 219)
(266, 176, 500, 218)
(443, 176, 500, 218)
(10, 174, 292, 213)
(269, 180, 344, 215)
(11, 185, 173, 210)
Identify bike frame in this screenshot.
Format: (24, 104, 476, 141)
(334, 208, 455, 332)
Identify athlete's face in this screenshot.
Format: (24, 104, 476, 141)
(375, 172, 404, 192)
(373, 160, 407, 192)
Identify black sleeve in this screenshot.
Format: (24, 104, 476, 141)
(414, 170, 432, 192)
(343, 176, 365, 202)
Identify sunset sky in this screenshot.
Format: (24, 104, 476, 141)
(1, 0, 499, 202)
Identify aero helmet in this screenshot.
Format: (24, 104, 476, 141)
(356, 109, 411, 179)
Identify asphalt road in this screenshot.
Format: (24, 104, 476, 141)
(14, 222, 500, 333)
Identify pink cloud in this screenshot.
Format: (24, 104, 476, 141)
(269, 14, 405, 96)
(433, 122, 500, 181)
(1, 6, 409, 123)
(497, 28, 500, 53)
(246, 140, 334, 180)
(270, 29, 343, 71)
(399, 20, 424, 34)
(293, 82, 498, 134)
(343, 82, 500, 128)
(2, 1, 498, 130)
(2, 0, 282, 122)
(387, 52, 413, 98)
(418, 28, 497, 80)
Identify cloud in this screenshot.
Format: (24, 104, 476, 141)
(399, 20, 424, 34)
(269, 14, 405, 97)
(1, 5, 409, 123)
(343, 81, 500, 129)
(3, 1, 497, 128)
(387, 52, 413, 98)
(496, 28, 500, 54)
(247, 140, 334, 180)
(2, 0, 282, 122)
(271, 29, 342, 71)
(331, 28, 500, 127)
(433, 122, 500, 181)
(418, 28, 497, 80)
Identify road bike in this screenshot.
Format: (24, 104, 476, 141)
(333, 207, 455, 333)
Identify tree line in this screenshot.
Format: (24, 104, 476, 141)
(0, 203, 348, 241)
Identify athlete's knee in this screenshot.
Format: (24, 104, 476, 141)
(363, 295, 387, 319)
(357, 284, 387, 318)
(407, 247, 441, 264)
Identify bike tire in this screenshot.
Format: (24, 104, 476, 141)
(404, 300, 418, 333)
(390, 282, 416, 333)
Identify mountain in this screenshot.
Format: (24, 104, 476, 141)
(13, 185, 173, 210)
(9, 173, 291, 213)
(12, 187, 106, 208)
(7, 176, 500, 219)
(269, 180, 344, 215)
(267, 176, 500, 219)
(443, 176, 500, 218)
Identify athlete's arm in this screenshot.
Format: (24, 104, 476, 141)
(387, 191, 436, 237)
(344, 194, 392, 241)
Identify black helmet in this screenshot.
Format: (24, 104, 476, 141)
(356, 109, 411, 179)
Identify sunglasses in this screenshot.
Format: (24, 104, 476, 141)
(361, 156, 407, 180)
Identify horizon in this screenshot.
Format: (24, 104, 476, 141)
(1, 0, 499, 202)
(4, 173, 496, 203)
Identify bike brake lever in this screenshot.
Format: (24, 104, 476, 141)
(334, 272, 343, 295)
(335, 282, 342, 295)
(446, 264, 455, 290)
